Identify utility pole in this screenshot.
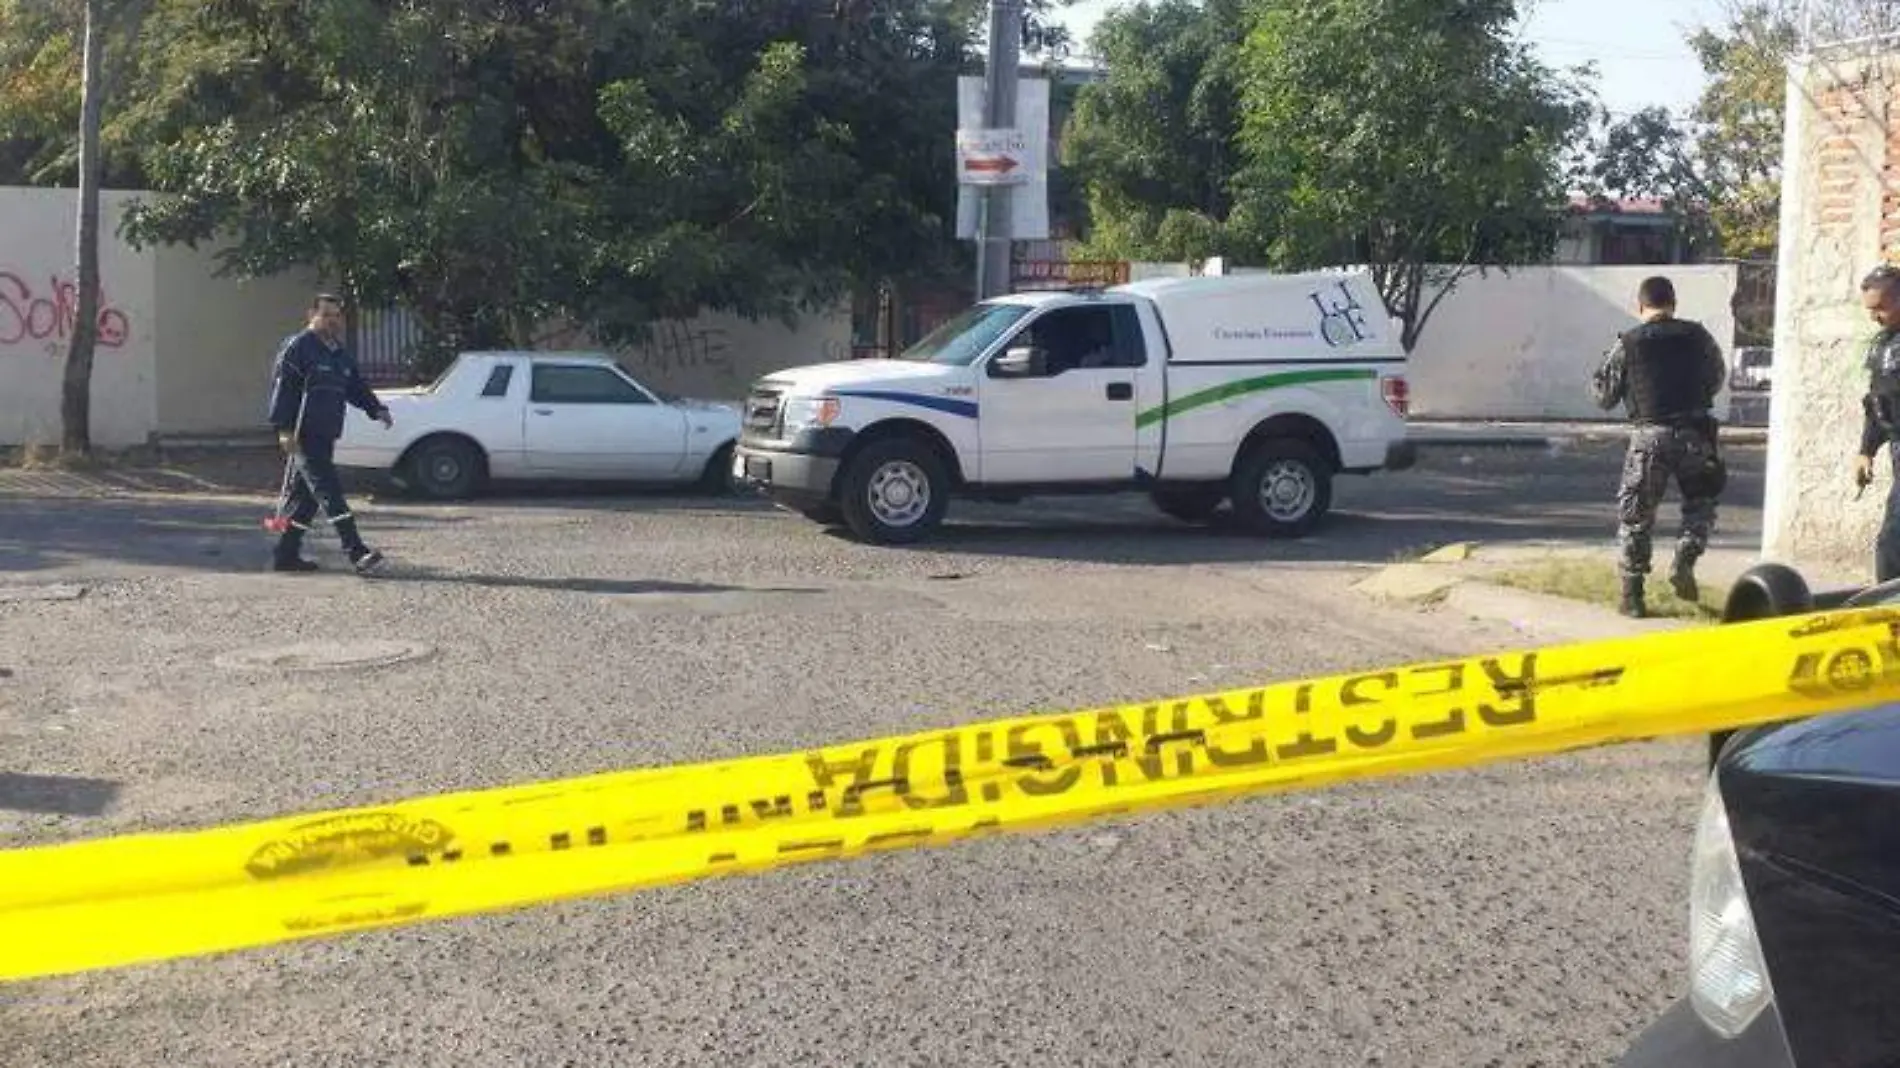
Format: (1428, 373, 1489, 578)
(974, 0, 1021, 301)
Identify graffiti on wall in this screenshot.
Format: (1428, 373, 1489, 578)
(0, 270, 132, 355)
(629, 320, 735, 376)
(534, 319, 735, 378)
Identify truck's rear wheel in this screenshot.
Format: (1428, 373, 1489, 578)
(1229, 438, 1331, 538)
(1151, 487, 1225, 524)
(838, 438, 949, 544)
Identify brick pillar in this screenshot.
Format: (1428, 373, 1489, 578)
(1763, 54, 1900, 577)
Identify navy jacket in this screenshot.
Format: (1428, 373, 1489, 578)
(266, 330, 385, 441)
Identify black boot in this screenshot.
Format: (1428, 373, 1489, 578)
(1669, 549, 1700, 603)
(1619, 575, 1647, 618)
(271, 527, 318, 573)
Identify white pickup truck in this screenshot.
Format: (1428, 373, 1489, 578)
(333, 351, 742, 499)
(732, 269, 1414, 543)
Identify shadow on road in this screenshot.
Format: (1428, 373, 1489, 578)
(361, 478, 757, 515)
(370, 567, 821, 597)
(0, 496, 472, 574)
(855, 504, 1621, 568)
(0, 773, 122, 817)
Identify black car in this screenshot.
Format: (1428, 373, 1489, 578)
(1618, 565, 1900, 1067)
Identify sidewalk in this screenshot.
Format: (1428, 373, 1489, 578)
(1410, 418, 1769, 448)
(1352, 540, 1868, 648)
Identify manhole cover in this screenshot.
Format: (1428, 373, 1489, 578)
(216, 640, 435, 673)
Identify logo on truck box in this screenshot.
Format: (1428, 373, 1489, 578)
(1311, 280, 1373, 348)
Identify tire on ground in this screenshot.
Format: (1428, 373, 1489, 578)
(837, 436, 950, 544)
(404, 435, 486, 500)
(698, 442, 737, 495)
(1228, 437, 1332, 538)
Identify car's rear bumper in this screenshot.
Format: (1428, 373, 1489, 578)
(1616, 999, 1795, 1068)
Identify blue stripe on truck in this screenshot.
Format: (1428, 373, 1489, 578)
(836, 390, 979, 420)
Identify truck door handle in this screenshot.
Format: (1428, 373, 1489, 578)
(1106, 382, 1132, 401)
(533, 408, 554, 416)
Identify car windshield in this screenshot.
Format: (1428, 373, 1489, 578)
(897, 303, 1032, 366)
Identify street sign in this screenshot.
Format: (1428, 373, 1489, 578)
(955, 75, 1050, 242)
(956, 128, 1031, 186)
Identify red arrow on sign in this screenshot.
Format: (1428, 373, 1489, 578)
(966, 156, 1020, 174)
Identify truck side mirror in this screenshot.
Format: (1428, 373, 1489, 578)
(992, 346, 1046, 378)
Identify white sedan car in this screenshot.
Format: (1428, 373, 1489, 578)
(333, 351, 742, 499)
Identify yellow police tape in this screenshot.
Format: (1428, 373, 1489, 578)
(5, 604, 1900, 983)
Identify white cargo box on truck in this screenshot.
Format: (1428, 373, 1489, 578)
(1113, 270, 1402, 364)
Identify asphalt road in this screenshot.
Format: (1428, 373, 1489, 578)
(0, 441, 1742, 1067)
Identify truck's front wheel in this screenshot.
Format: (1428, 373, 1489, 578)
(1230, 438, 1332, 538)
(838, 438, 949, 544)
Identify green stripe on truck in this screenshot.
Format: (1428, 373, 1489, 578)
(1134, 368, 1378, 429)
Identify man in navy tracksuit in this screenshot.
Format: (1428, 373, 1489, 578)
(266, 294, 393, 574)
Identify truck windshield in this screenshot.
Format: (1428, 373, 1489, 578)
(897, 303, 1032, 366)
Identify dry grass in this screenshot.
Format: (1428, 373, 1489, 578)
(1490, 558, 1721, 621)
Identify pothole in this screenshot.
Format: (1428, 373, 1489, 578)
(215, 639, 436, 673)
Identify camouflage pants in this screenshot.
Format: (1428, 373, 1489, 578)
(1877, 448, 1900, 583)
(1617, 424, 1722, 578)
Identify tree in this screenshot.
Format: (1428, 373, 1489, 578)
(1059, 0, 1254, 262)
(1231, 0, 1592, 351)
(57, 0, 148, 456)
(1577, 105, 1718, 260)
(99, 0, 994, 376)
(1686, 0, 1800, 261)
(0, 0, 161, 188)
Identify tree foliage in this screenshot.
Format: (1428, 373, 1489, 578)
(1687, 0, 1799, 260)
(0, 0, 152, 186)
(0, 0, 1084, 375)
(1579, 1, 1800, 262)
(95, 0, 992, 370)
(1232, 0, 1591, 350)
(1060, 0, 1253, 263)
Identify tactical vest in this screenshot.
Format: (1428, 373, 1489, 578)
(1621, 319, 1714, 424)
(1866, 329, 1900, 437)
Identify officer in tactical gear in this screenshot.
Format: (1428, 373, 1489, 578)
(1852, 264, 1900, 580)
(1591, 275, 1728, 618)
(266, 293, 393, 574)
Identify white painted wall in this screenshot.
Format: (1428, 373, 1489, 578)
(0, 186, 320, 447)
(152, 240, 320, 436)
(1402, 264, 1741, 421)
(0, 188, 159, 447)
(0, 184, 846, 446)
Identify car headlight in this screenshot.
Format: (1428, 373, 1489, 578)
(1689, 775, 1776, 1038)
(782, 396, 841, 432)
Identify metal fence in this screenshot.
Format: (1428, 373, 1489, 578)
(1802, 0, 1900, 52)
(352, 304, 425, 385)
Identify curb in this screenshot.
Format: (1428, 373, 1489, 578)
(1411, 435, 1556, 449)
(1409, 429, 1769, 449)
(1353, 552, 1698, 645)
(1438, 580, 1691, 643)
